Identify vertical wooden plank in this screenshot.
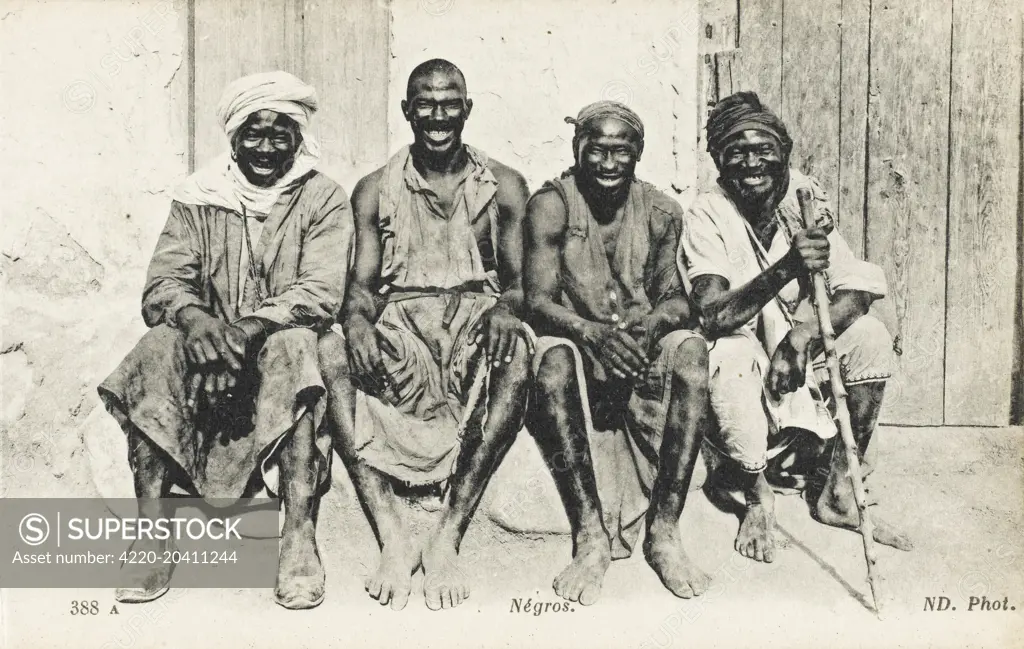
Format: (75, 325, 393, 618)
(866, 0, 952, 425)
(781, 0, 842, 202)
(193, 0, 300, 167)
(836, 0, 871, 258)
(697, 0, 739, 188)
(944, 0, 1022, 425)
(702, 0, 739, 52)
(1015, 23, 1024, 425)
(733, 0, 784, 111)
(302, 0, 391, 191)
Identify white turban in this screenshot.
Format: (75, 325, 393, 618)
(174, 71, 322, 217)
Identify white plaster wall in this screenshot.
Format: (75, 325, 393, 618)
(0, 0, 188, 497)
(388, 0, 701, 199)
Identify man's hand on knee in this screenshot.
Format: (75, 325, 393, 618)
(471, 302, 533, 367)
(178, 306, 251, 408)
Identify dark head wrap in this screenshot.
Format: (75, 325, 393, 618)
(565, 100, 645, 163)
(706, 91, 792, 158)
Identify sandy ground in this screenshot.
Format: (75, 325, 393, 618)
(2, 425, 1023, 649)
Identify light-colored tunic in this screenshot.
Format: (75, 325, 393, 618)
(679, 169, 893, 472)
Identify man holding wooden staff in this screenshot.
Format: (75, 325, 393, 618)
(678, 91, 913, 563)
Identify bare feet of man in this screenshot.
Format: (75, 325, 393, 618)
(275, 521, 325, 610)
(812, 488, 913, 551)
(366, 533, 422, 611)
(421, 530, 470, 611)
(553, 534, 611, 606)
(643, 522, 711, 598)
(115, 537, 175, 604)
(735, 475, 776, 563)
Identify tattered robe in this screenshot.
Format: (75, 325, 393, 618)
(347, 145, 504, 485)
(528, 173, 705, 559)
(98, 171, 353, 498)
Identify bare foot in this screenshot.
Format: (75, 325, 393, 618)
(643, 522, 710, 599)
(813, 491, 913, 551)
(365, 535, 421, 611)
(275, 523, 325, 610)
(736, 500, 777, 563)
(553, 535, 611, 606)
(421, 533, 469, 611)
(115, 538, 174, 604)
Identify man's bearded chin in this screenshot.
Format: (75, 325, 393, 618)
(720, 158, 788, 212)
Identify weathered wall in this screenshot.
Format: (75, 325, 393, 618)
(387, 0, 701, 200)
(0, 0, 189, 497)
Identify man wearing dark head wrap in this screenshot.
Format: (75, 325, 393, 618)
(317, 59, 533, 611)
(679, 91, 912, 564)
(522, 101, 712, 604)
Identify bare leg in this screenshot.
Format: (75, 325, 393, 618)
(732, 470, 777, 562)
(116, 427, 174, 603)
(527, 347, 611, 607)
(422, 347, 531, 610)
(318, 331, 420, 611)
(642, 338, 713, 597)
(812, 381, 913, 550)
(274, 405, 326, 609)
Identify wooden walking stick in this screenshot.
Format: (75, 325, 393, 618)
(796, 188, 883, 617)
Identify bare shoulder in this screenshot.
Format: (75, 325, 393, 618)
(525, 186, 569, 239)
(351, 165, 386, 222)
(487, 157, 530, 207)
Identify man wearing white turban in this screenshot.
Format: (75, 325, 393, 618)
(98, 71, 353, 610)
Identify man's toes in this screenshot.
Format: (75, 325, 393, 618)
(425, 588, 443, 611)
(691, 575, 710, 596)
(461, 583, 470, 600)
(763, 543, 775, 563)
(379, 584, 393, 606)
(578, 582, 602, 607)
(390, 587, 410, 611)
(753, 540, 764, 562)
(366, 577, 382, 599)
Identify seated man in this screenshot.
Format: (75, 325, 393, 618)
(523, 101, 712, 605)
(679, 91, 913, 563)
(98, 72, 352, 609)
(318, 59, 532, 611)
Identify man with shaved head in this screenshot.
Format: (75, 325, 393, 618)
(523, 101, 712, 604)
(319, 59, 531, 610)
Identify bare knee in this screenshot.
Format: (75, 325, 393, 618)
(534, 346, 577, 401)
(670, 336, 709, 388)
(317, 329, 350, 377)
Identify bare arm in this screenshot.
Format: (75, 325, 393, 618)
(523, 190, 597, 341)
(489, 160, 530, 316)
(690, 262, 800, 338)
(690, 226, 831, 337)
(341, 168, 385, 326)
(790, 289, 874, 357)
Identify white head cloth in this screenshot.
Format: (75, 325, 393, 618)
(173, 71, 321, 217)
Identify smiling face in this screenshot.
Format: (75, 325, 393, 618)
(716, 129, 785, 209)
(231, 110, 302, 187)
(401, 69, 472, 156)
(576, 117, 642, 204)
